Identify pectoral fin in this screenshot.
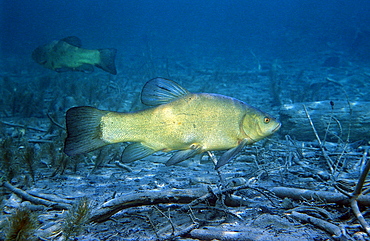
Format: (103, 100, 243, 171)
(165, 145, 202, 166)
(121, 143, 156, 163)
(215, 139, 248, 169)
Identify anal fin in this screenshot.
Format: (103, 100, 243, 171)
(75, 64, 94, 73)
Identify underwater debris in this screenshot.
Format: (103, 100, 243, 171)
(3, 207, 39, 241)
(279, 101, 370, 142)
(3, 181, 71, 210)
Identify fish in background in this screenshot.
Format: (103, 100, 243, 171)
(64, 77, 281, 169)
(32, 36, 117, 75)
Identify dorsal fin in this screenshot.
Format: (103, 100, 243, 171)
(61, 36, 82, 47)
(141, 77, 190, 106)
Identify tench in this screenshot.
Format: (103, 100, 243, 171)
(64, 77, 281, 168)
(32, 36, 117, 75)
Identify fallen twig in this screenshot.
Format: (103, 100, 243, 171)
(303, 104, 334, 173)
(350, 146, 370, 236)
(0, 121, 47, 132)
(289, 211, 343, 238)
(3, 181, 71, 210)
(90, 180, 274, 224)
(89, 188, 209, 223)
(153, 205, 176, 237)
(47, 112, 65, 130)
(28, 139, 55, 143)
(158, 222, 200, 241)
(190, 226, 265, 240)
(271, 186, 370, 206)
(114, 161, 133, 172)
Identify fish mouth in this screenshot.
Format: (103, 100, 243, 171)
(272, 123, 282, 133)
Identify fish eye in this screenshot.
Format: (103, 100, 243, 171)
(264, 117, 270, 124)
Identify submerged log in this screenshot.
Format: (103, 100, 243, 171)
(279, 101, 370, 142)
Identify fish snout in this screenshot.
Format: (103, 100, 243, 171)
(272, 122, 281, 133)
(32, 47, 46, 64)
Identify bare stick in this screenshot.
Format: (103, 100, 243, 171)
(350, 147, 370, 236)
(90, 188, 208, 223)
(160, 223, 199, 241)
(0, 121, 47, 132)
(289, 211, 342, 237)
(303, 104, 334, 173)
(207, 151, 225, 187)
(326, 77, 352, 143)
(271, 186, 370, 206)
(153, 205, 175, 236)
(352, 147, 370, 197)
(47, 113, 65, 130)
(190, 226, 267, 240)
(350, 199, 370, 236)
(3, 181, 71, 210)
(90, 182, 260, 223)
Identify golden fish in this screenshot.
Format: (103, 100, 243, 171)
(64, 78, 281, 168)
(32, 36, 117, 75)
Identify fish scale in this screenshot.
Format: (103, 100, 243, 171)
(64, 77, 281, 169)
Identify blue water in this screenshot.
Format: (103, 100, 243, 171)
(3, 0, 370, 60)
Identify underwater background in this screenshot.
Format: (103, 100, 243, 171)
(2, 0, 370, 240)
(2, 0, 370, 116)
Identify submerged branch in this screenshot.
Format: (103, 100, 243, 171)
(3, 181, 71, 210)
(303, 104, 334, 173)
(271, 186, 370, 206)
(0, 121, 47, 132)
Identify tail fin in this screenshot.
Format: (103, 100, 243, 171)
(96, 48, 117, 75)
(64, 107, 109, 156)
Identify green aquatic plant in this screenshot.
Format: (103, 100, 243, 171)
(3, 207, 39, 241)
(0, 136, 40, 184)
(21, 144, 36, 182)
(63, 197, 92, 240)
(51, 154, 69, 177)
(0, 137, 17, 181)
